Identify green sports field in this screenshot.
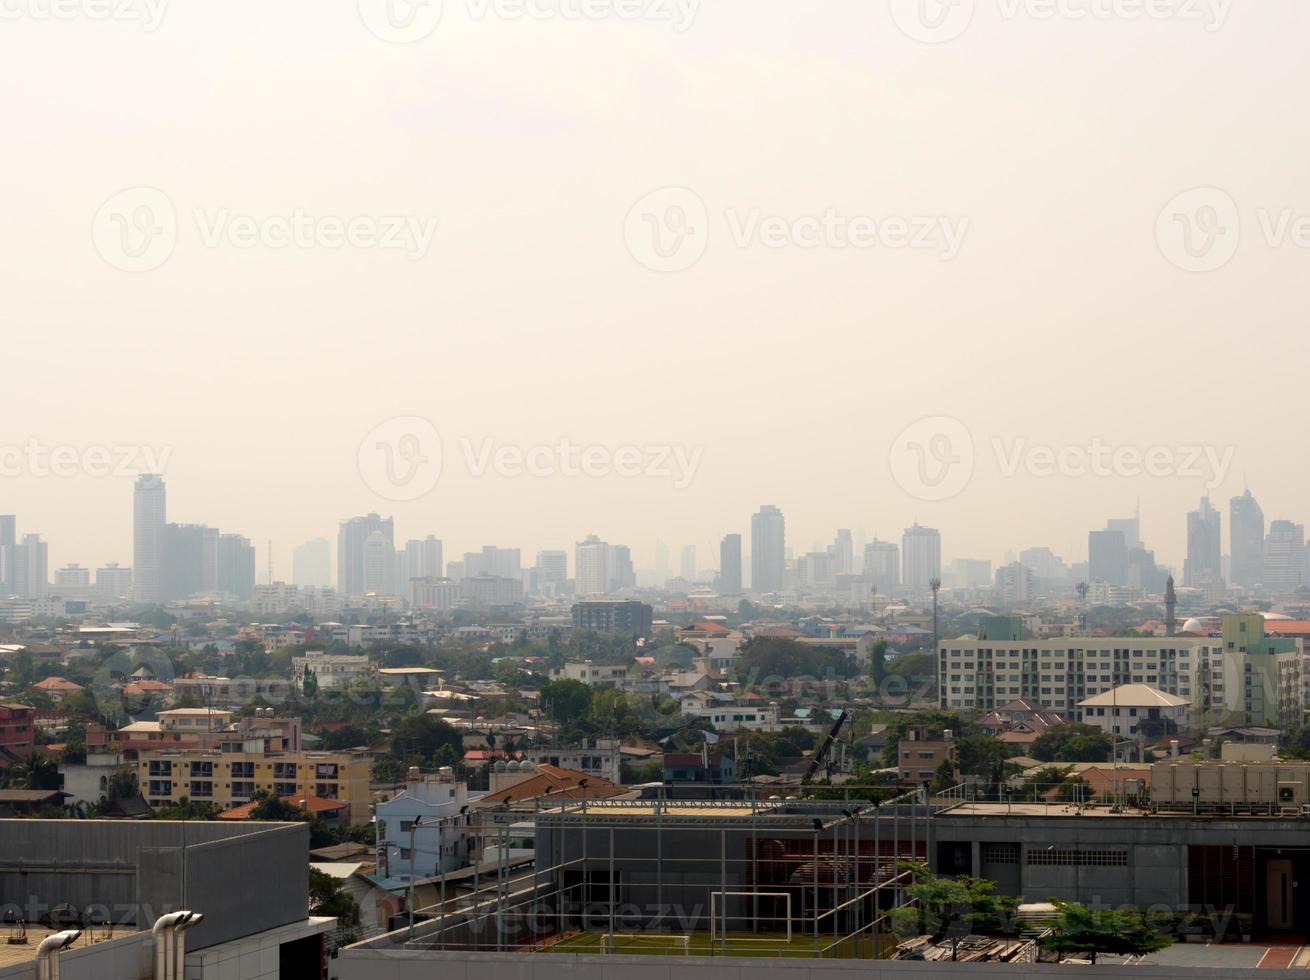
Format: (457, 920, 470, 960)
(537, 930, 894, 959)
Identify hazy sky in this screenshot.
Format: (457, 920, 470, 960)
(3, 0, 1309, 578)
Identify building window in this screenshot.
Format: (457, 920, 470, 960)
(1028, 848, 1127, 867)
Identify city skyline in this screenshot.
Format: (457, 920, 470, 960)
(8, 476, 1310, 598)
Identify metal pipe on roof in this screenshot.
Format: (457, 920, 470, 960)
(173, 912, 203, 980)
(35, 929, 79, 980)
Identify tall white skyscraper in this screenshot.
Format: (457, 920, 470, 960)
(14, 534, 48, 598)
(575, 535, 611, 595)
(0, 515, 15, 594)
(751, 505, 786, 594)
(863, 540, 900, 590)
(133, 474, 166, 602)
(338, 514, 394, 596)
(901, 524, 942, 592)
(1230, 489, 1265, 588)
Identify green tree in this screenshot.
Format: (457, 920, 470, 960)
(309, 867, 362, 932)
(539, 679, 594, 727)
(389, 713, 463, 767)
(1039, 901, 1172, 965)
(929, 758, 957, 794)
(891, 862, 1018, 959)
(1031, 724, 1112, 764)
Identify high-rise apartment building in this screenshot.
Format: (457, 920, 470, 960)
(96, 563, 133, 602)
(863, 540, 900, 590)
(1230, 489, 1265, 588)
(1184, 496, 1223, 587)
(13, 534, 48, 598)
(218, 534, 257, 600)
(901, 524, 942, 592)
(338, 514, 394, 597)
(1263, 520, 1305, 594)
(750, 505, 786, 594)
(133, 474, 166, 602)
(575, 535, 611, 596)
(0, 515, 15, 594)
(292, 538, 332, 588)
(1088, 529, 1129, 586)
(535, 550, 569, 588)
(719, 533, 742, 594)
(830, 529, 854, 576)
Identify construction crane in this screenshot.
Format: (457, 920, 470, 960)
(805, 709, 850, 779)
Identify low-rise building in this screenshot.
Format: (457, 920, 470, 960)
(137, 746, 372, 825)
(572, 599, 653, 636)
(897, 726, 956, 785)
(1078, 683, 1190, 739)
(0, 701, 35, 757)
(375, 767, 478, 880)
(291, 651, 374, 691)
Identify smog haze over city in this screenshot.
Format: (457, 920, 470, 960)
(4, 2, 1310, 580)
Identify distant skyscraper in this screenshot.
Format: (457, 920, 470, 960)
(830, 529, 854, 576)
(133, 474, 166, 602)
(680, 544, 697, 582)
(576, 535, 611, 595)
(217, 533, 256, 600)
(1184, 496, 1222, 587)
(751, 505, 786, 593)
(362, 530, 394, 594)
(1230, 489, 1265, 588)
(162, 523, 208, 601)
(610, 545, 635, 591)
(293, 538, 333, 588)
(338, 514, 394, 597)
(863, 540, 900, 590)
(96, 563, 133, 602)
(1088, 529, 1129, 586)
(0, 515, 15, 593)
(719, 533, 743, 594)
(535, 550, 569, 589)
(901, 524, 941, 592)
(13, 534, 48, 599)
(1106, 508, 1141, 551)
(1263, 520, 1305, 594)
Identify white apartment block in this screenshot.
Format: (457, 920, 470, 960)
(937, 636, 1296, 724)
(550, 661, 629, 688)
(680, 697, 781, 732)
(291, 651, 374, 691)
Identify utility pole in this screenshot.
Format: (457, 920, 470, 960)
(930, 578, 942, 654)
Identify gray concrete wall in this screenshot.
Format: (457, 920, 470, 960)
(335, 948, 1284, 980)
(0, 931, 151, 980)
(0, 820, 308, 951)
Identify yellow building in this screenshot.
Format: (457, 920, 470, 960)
(138, 746, 372, 826)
